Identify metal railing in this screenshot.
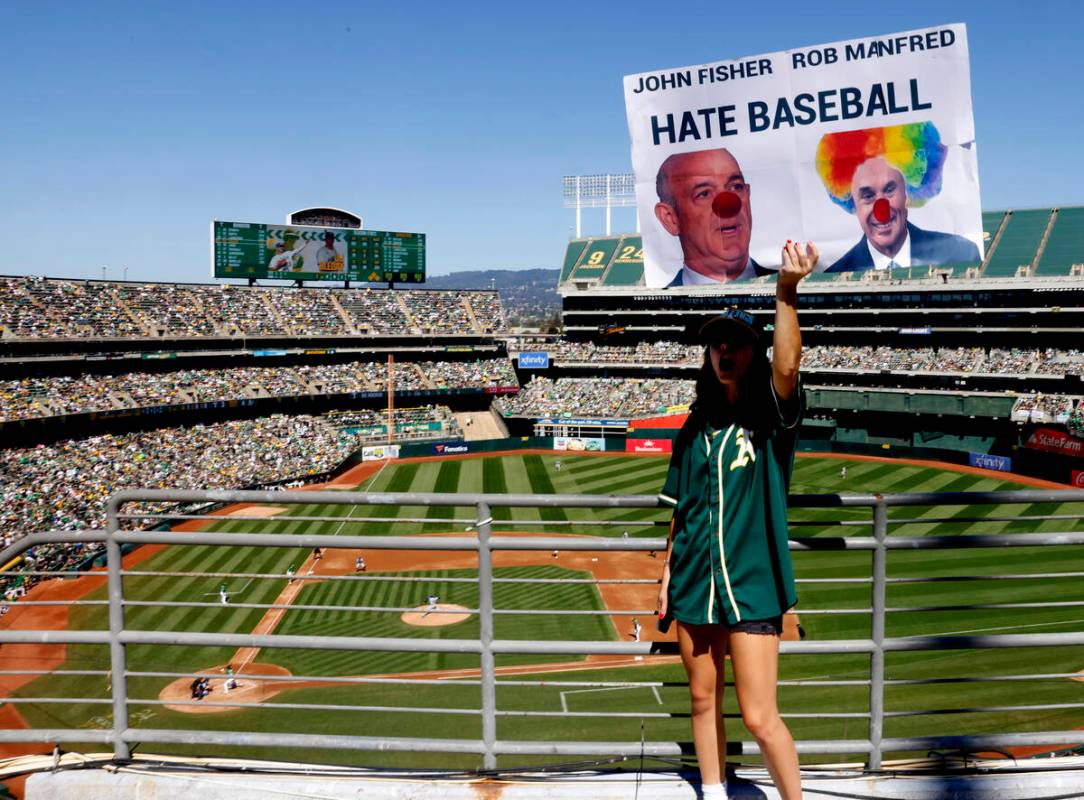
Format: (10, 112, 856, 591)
(0, 488, 1083, 772)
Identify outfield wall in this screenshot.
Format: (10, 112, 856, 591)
(473, 426, 1079, 486)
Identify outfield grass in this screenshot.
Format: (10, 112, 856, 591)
(10, 452, 1084, 768)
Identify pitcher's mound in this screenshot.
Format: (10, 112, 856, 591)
(401, 604, 471, 627)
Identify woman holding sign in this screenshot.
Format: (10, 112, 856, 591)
(657, 239, 816, 799)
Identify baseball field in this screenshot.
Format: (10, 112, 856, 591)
(2, 451, 1082, 770)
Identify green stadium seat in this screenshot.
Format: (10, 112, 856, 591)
(1035, 206, 1084, 276)
(983, 209, 1053, 277)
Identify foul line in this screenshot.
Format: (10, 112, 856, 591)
(201, 577, 254, 597)
(559, 684, 663, 713)
(331, 459, 391, 537)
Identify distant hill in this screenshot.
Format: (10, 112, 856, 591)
(425, 268, 560, 327)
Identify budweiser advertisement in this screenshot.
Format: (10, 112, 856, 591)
(627, 438, 673, 454)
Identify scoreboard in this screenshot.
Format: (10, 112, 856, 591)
(212, 220, 426, 283)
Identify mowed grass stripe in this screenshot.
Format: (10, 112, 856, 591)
(18, 453, 1084, 756)
(423, 460, 463, 530)
(483, 456, 515, 523)
(522, 455, 567, 522)
(272, 565, 614, 676)
(498, 456, 544, 528)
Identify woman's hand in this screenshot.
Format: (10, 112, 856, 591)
(779, 240, 818, 287)
(656, 563, 670, 619)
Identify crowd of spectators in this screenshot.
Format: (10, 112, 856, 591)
(1011, 394, 1076, 423)
(0, 414, 369, 592)
(496, 377, 693, 419)
(275, 289, 350, 336)
(542, 341, 701, 366)
(1067, 401, 1084, 438)
(0, 359, 519, 421)
(530, 341, 1082, 377)
(0, 276, 141, 338)
(421, 359, 518, 390)
(802, 346, 1046, 374)
(326, 405, 460, 443)
(118, 284, 220, 337)
(0, 277, 505, 338)
(338, 289, 412, 333)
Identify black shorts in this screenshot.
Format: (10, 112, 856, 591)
(728, 615, 783, 636)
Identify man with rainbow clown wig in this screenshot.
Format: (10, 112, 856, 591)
(817, 122, 979, 273)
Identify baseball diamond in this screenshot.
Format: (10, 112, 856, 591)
(1, 451, 1081, 771)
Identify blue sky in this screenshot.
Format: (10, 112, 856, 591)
(2, 1, 1081, 282)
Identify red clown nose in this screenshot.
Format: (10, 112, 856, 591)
(712, 191, 743, 218)
(872, 197, 891, 223)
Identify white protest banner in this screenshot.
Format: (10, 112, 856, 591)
(624, 23, 981, 288)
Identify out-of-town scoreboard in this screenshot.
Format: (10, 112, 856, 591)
(212, 220, 426, 283)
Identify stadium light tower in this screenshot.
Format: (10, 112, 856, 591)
(562, 174, 637, 238)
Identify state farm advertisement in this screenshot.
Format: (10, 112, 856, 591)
(1025, 428, 1084, 457)
(627, 438, 673, 454)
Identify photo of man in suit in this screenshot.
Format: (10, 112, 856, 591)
(654, 148, 776, 286)
(816, 122, 980, 273)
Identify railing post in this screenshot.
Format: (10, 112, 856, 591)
(868, 498, 888, 770)
(106, 497, 131, 760)
(476, 502, 497, 770)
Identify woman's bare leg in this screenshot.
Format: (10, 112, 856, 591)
(729, 631, 802, 799)
(677, 622, 729, 786)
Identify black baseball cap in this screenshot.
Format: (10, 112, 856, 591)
(698, 307, 760, 345)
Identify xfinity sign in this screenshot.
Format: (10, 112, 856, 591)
(518, 352, 550, 369)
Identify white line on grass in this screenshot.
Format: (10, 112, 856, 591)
(935, 618, 1084, 637)
(201, 578, 254, 597)
(331, 459, 391, 537)
(559, 685, 663, 713)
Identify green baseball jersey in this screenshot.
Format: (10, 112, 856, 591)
(658, 374, 802, 625)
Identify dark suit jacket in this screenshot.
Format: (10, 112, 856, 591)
(666, 259, 773, 287)
(825, 222, 980, 273)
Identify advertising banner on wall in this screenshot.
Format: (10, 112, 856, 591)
(361, 444, 401, 462)
(1025, 428, 1084, 458)
(624, 23, 980, 288)
(434, 442, 471, 455)
(626, 438, 674, 454)
(518, 352, 550, 369)
(968, 452, 1011, 472)
(554, 437, 606, 452)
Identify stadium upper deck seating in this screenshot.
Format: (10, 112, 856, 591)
(1036, 207, 1084, 276)
(599, 236, 645, 286)
(0, 278, 506, 340)
(558, 206, 1081, 288)
(559, 240, 589, 283)
(983, 209, 1053, 277)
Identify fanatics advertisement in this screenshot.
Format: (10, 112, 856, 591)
(623, 23, 981, 288)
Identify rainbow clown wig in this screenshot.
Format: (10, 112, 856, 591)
(815, 122, 947, 214)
